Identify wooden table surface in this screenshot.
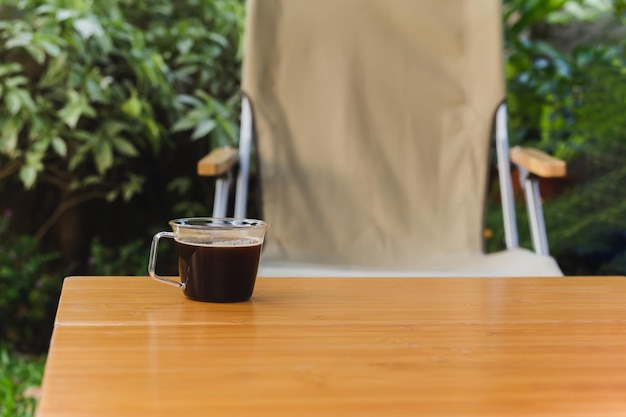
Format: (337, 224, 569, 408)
(37, 276, 626, 417)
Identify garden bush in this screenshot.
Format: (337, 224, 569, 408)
(0, 0, 244, 266)
(495, 0, 626, 274)
(503, 0, 626, 160)
(0, 0, 244, 353)
(0, 211, 59, 354)
(0, 343, 45, 417)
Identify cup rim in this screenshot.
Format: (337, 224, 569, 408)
(169, 217, 267, 230)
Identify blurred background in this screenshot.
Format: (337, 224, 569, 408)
(1, 0, 626, 415)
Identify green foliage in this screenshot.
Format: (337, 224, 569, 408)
(543, 144, 626, 274)
(0, 0, 243, 239)
(0, 344, 44, 417)
(572, 45, 626, 153)
(87, 237, 179, 277)
(503, 0, 626, 161)
(0, 210, 59, 354)
(486, 145, 626, 275)
(503, 0, 583, 159)
(0, 0, 244, 353)
(0, 0, 242, 185)
(87, 238, 149, 276)
(490, 0, 626, 275)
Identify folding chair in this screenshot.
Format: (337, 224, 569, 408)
(198, 0, 565, 277)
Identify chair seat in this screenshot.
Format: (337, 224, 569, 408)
(258, 248, 562, 277)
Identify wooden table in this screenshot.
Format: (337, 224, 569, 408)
(36, 276, 626, 417)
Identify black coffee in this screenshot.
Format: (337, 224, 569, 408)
(176, 239, 262, 302)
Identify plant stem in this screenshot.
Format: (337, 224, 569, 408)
(35, 191, 108, 241)
(0, 161, 21, 182)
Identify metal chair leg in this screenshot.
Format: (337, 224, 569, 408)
(212, 171, 232, 218)
(234, 96, 253, 219)
(518, 167, 550, 256)
(495, 103, 519, 249)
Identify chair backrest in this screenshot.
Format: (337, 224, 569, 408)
(242, 0, 506, 269)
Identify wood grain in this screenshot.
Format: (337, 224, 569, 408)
(510, 146, 567, 178)
(37, 276, 626, 416)
(197, 146, 238, 176)
(55, 276, 626, 326)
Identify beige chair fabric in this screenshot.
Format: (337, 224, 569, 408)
(242, 0, 562, 276)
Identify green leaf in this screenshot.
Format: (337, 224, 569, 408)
(191, 119, 217, 140)
(0, 119, 19, 156)
(56, 9, 79, 21)
(19, 166, 38, 189)
(145, 119, 161, 153)
(15, 89, 36, 112)
(82, 176, 102, 186)
(94, 140, 113, 174)
(58, 90, 81, 128)
(176, 94, 204, 107)
(68, 180, 80, 191)
(208, 33, 229, 48)
(25, 150, 44, 167)
(121, 174, 144, 201)
(4, 91, 21, 115)
(72, 131, 95, 143)
(101, 120, 128, 138)
(5, 32, 33, 49)
(167, 177, 192, 194)
(177, 39, 194, 54)
(31, 138, 49, 154)
(85, 78, 105, 102)
(121, 94, 142, 118)
(59, 109, 82, 130)
(25, 45, 46, 65)
(59, 90, 95, 128)
(217, 116, 236, 140)
(0, 63, 22, 78)
(106, 190, 119, 202)
(38, 55, 69, 88)
(68, 155, 83, 171)
(111, 137, 139, 157)
(74, 17, 105, 39)
(51, 137, 67, 157)
(4, 76, 28, 89)
(68, 144, 90, 170)
(171, 116, 198, 133)
(35, 38, 62, 57)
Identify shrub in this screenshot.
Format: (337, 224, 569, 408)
(503, 0, 626, 160)
(0, 211, 59, 353)
(491, 0, 626, 275)
(0, 343, 45, 417)
(0, 0, 243, 187)
(0, 0, 245, 352)
(0, 0, 244, 259)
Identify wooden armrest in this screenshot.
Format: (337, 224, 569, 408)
(510, 146, 567, 178)
(197, 146, 238, 176)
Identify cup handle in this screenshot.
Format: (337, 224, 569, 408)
(148, 231, 185, 289)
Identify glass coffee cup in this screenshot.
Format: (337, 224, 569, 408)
(148, 218, 268, 302)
